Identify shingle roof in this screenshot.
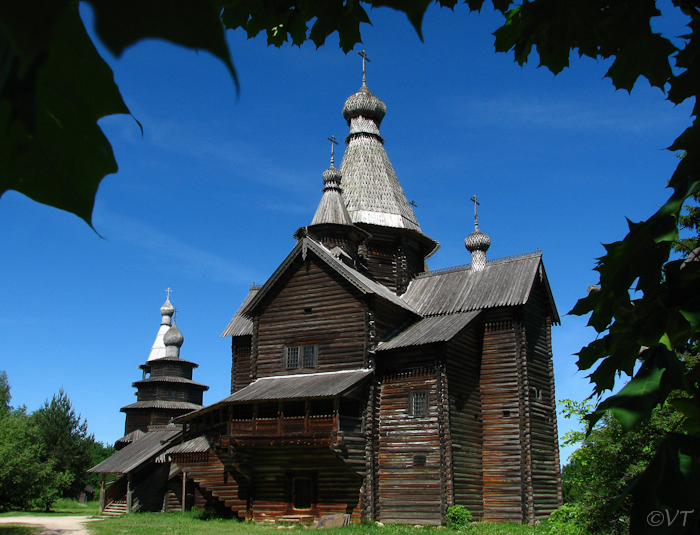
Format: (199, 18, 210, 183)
(120, 400, 203, 412)
(377, 310, 482, 351)
(165, 435, 211, 455)
(221, 286, 260, 337)
(132, 376, 209, 389)
(225, 369, 372, 402)
(340, 84, 421, 232)
(175, 369, 373, 422)
(88, 427, 182, 474)
(401, 252, 559, 323)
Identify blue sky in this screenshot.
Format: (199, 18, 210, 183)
(0, 3, 693, 464)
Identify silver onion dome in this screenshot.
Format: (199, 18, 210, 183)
(342, 84, 387, 124)
(465, 227, 491, 253)
(164, 324, 184, 348)
(160, 297, 175, 318)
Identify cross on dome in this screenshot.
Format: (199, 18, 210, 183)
(358, 50, 370, 85)
(328, 135, 338, 166)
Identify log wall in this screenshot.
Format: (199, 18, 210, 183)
(377, 368, 443, 525)
(445, 327, 483, 519)
(255, 258, 366, 378)
(231, 337, 252, 393)
(248, 447, 363, 521)
(523, 280, 562, 518)
(480, 308, 526, 523)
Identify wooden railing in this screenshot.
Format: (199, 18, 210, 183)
(228, 414, 336, 437)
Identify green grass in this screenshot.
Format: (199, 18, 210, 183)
(0, 499, 99, 517)
(88, 511, 558, 535)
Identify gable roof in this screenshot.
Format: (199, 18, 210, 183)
(221, 285, 260, 337)
(377, 310, 482, 351)
(242, 237, 417, 317)
(88, 427, 182, 474)
(401, 252, 559, 323)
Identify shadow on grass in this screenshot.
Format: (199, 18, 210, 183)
(0, 525, 42, 535)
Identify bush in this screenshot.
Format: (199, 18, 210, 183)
(546, 504, 589, 535)
(446, 505, 472, 528)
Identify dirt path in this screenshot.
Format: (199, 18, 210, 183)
(0, 515, 102, 535)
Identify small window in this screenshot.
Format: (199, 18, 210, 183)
(413, 454, 427, 468)
(285, 345, 317, 370)
(169, 390, 176, 400)
(409, 390, 428, 417)
(286, 346, 299, 369)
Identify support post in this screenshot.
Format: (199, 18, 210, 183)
(99, 474, 106, 513)
(182, 471, 187, 512)
(126, 473, 133, 514)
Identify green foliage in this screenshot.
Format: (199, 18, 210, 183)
(30, 389, 93, 504)
(559, 398, 685, 534)
(0, 408, 71, 512)
(0, 376, 96, 512)
(0, 372, 10, 416)
(545, 504, 589, 535)
(446, 505, 473, 528)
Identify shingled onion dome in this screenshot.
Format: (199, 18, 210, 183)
(163, 323, 184, 358)
(311, 163, 353, 226)
(342, 82, 387, 134)
(339, 79, 423, 232)
(465, 220, 491, 272)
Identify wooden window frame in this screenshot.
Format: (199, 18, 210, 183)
(284, 344, 318, 370)
(408, 388, 429, 417)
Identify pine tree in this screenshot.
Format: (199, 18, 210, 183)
(30, 389, 92, 506)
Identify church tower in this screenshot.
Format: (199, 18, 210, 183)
(338, 52, 439, 294)
(121, 292, 209, 435)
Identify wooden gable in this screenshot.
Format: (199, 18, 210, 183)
(254, 252, 368, 378)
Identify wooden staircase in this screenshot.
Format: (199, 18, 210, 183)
(101, 500, 127, 516)
(172, 448, 248, 515)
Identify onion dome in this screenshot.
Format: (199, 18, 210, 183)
(342, 83, 387, 125)
(164, 324, 184, 348)
(160, 297, 175, 320)
(164, 324, 184, 358)
(464, 226, 491, 253)
(311, 162, 353, 227)
(465, 197, 490, 272)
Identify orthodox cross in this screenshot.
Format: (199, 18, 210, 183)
(165, 287, 172, 300)
(328, 135, 338, 166)
(470, 195, 480, 225)
(409, 200, 418, 211)
(358, 50, 370, 85)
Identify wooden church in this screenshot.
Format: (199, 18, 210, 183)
(167, 64, 563, 525)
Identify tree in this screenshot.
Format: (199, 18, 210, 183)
(560, 399, 686, 534)
(0, 374, 73, 512)
(30, 389, 93, 507)
(2, 0, 700, 530)
(0, 371, 10, 415)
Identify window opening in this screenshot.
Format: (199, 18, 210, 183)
(413, 454, 427, 467)
(409, 390, 428, 417)
(285, 345, 317, 370)
(286, 346, 299, 369)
